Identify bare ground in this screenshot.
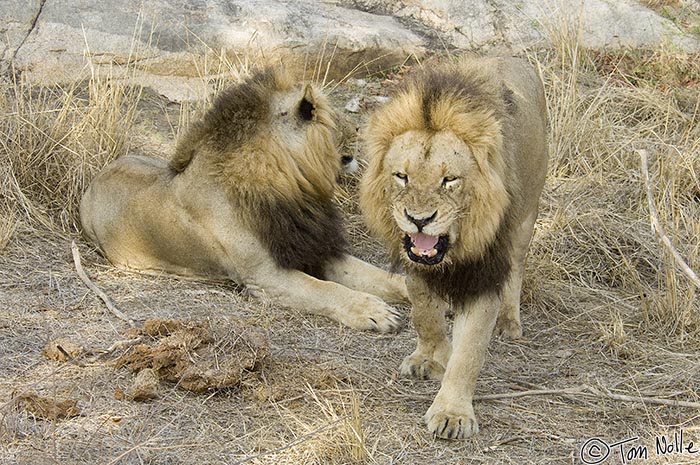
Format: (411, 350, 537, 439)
(1, 48, 700, 464)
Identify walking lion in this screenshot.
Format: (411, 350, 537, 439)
(359, 57, 548, 438)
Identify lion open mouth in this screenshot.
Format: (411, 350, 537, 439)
(404, 233, 449, 266)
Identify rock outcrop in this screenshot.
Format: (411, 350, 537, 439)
(1, 0, 697, 100)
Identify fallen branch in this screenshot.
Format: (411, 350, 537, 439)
(475, 386, 586, 401)
(473, 383, 700, 410)
(584, 385, 700, 410)
(70, 240, 135, 327)
(638, 149, 700, 289)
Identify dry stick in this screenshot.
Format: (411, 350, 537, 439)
(474, 386, 587, 402)
(583, 385, 700, 410)
(399, 383, 700, 410)
(70, 240, 135, 327)
(472, 384, 700, 409)
(638, 149, 700, 289)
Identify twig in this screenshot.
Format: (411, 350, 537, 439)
(474, 386, 586, 401)
(473, 384, 700, 409)
(70, 240, 135, 327)
(584, 385, 700, 409)
(638, 149, 700, 289)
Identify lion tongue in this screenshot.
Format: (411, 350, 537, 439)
(410, 233, 439, 255)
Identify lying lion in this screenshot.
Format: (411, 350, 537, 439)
(80, 68, 407, 332)
(360, 57, 548, 438)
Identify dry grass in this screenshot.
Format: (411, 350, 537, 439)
(0, 68, 142, 235)
(640, 0, 700, 36)
(533, 39, 700, 339)
(1, 11, 700, 465)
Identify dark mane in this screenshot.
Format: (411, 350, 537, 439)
(168, 67, 345, 276)
(170, 68, 281, 173)
(406, 63, 512, 134)
(252, 194, 348, 279)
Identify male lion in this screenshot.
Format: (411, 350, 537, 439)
(80, 68, 407, 332)
(359, 57, 548, 438)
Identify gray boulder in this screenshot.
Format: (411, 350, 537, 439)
(2, 0, 698, 100)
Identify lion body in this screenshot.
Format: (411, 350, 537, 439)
(81, 68, 407, 331)
(359, 57, 548, 438)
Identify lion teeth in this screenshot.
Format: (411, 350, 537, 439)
(411, 246, 438, 258)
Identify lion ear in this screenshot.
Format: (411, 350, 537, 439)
(298, 84, 316, 122)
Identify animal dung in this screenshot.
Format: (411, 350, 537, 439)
(114, 368, 161, 402)
(42, 338, 85, 362)
(114, 319, 269, 396)
(13, 391, 81, 421)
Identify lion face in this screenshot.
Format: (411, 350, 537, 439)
(383, 130, 477, 267)
(360, 62, 513, 272)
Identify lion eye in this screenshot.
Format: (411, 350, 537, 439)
(442, 176, 459, 188)
(393, 172, 408, 186)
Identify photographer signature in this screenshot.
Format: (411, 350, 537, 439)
(580, 430, 698, 464)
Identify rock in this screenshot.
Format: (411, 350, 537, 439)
(345, 95, 362, 113)
(341, 0, 699, 51)
(0, 0, 42, 62)
(120, 368, 161, 402)
(509, 0, 700, 50)
(371, 95, 390, 105)
(5, 0, 424, 100)
(0, 0, 697, 100)
(347, 78, 368, 88)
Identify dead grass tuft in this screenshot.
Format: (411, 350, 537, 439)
(0, 69, 142, 234)
(268, 389, 372, 465)
(530, 34, 700, 341)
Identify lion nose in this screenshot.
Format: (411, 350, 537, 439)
(404, 209, 437, 231)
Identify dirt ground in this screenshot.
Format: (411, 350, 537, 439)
(2, 51, 700, 464)
(2, 214, 699, 465)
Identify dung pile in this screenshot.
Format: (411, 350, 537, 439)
(114, 319, 269, 399)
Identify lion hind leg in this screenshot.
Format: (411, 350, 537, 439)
(496, 267, 524, 339)
(496, 211, 537, 339)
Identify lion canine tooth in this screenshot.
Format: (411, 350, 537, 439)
(427, 249, 438, 258)
(410, 246, 420, 256)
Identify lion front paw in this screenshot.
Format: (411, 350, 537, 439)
(399, 353, 445, 380)
(424, 404, 479, 440)
(342, 296, 404, 333)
